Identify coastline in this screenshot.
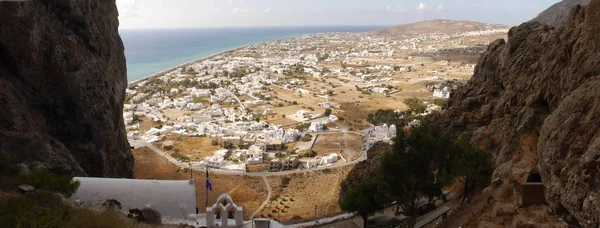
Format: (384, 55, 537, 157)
(128, 43, 254, 85)
(127, 36, 302, 85)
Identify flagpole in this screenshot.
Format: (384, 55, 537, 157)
(206, 166, 209, 211)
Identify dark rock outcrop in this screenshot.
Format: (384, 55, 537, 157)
(0, 0, 133, 177)
(531, 0, 591, 27)
(433, 1, 600, 226)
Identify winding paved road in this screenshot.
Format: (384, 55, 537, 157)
(128, 125, 374, 220)
(129, 128, 372, 178)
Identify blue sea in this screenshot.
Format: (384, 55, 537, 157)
(120, 26, 384, 82)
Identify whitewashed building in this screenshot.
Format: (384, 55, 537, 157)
(433, 86, 451, 98)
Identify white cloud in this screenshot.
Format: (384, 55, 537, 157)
(435, 4, 445, 12)
(232, 8, 255, 13)
(418, 2, 427, 10)
(116, 0, 139, 17)
(387, 5, 408, 13)
(264, 8, 271, 13)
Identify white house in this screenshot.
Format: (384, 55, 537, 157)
(433, 86, 451, 98)
(308, 122, 324, 132)
(245, 145, 264, 164)
(283, 129, 301, 143)
(204, 149, 229, 169)
(319, 153, 338, 165)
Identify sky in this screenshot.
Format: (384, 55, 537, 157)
(116, 0, 562, 29)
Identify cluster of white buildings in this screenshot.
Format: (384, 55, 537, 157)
(122, 25, 502, 173)
(369, 124, 397, 144)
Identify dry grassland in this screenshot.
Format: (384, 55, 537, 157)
(312, 133, 363, 161)
(132, 147, 267, 219)
(259, 165, 355, 223)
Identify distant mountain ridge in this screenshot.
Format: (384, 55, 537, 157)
(531, 0, 591, 27)
(373, 19, 510, 35)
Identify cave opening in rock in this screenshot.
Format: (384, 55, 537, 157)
(526, 172, 542, 183)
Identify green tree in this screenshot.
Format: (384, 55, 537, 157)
(223, 141, 234, 149)
(323, 108, 332, 116)
(367, 109, 403, 125)
(449, 136, 492, 201)
(378, 123, 454, 226)
(403, 98, 426, 114)
(339, 180, 387, 228)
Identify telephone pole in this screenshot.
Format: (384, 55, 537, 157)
(314, 205, 317, 222)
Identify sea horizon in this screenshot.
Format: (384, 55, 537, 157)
(120, 25, 386, 82)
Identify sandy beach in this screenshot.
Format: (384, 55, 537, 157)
(128, 44, 252, 85)
(127, 36, 300, 85)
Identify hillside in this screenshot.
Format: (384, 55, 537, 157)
(432, 1, 600, 227)
(373, 19, 509, 35)
(531, 0, 591, 27)
(0, 1, 133, 177)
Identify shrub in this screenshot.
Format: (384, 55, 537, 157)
(211, 139, 219, 146)
(141, 208, 162, 225)
(281, 177, 291, 188)
(67, 207, 131, 227)
(223, 141, 234, 149)
(433, 98, 448, 107)
(128, 208, 162, 225)
(14, 170, 80, 197)
(404, 98, 426, 114)
(171, 152, 190, 162)
(0, 190, 71, 228)
(299, 150, 317, 158)
(324, 108, 332, 116)
(163, 145, 173, 150)
(301, 134, 313, 142)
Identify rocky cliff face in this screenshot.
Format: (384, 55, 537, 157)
(531, 0, 591, 27)
(433, 1, 600, 226)
(0, 0, 133, 177)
